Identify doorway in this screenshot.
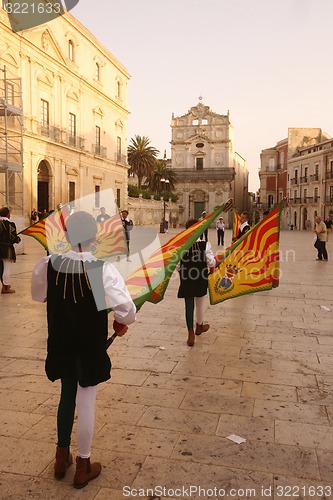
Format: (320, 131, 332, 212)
(37, 160, 50, 213)
(194, 201, 204, 219)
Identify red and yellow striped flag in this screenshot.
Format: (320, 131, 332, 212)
(125, 199, 234, 310)
(20, 207, 127, 258)
(232, 208, 241, 239)
(208, 202, 282, 305)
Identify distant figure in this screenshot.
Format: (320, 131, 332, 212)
(216, 216, 225, 246)
(96, 207, 110, 223)
(232, 211, 251, 242)
(198, 210, 208, 242)
(314, 216, 328, 261)
(163, 219, 169, 233)
(121, 210, 133, 261)
(30, 208, 38, 224)
(0, 206, 21, 293)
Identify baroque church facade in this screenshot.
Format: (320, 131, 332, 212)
(171, 100, 249, 226)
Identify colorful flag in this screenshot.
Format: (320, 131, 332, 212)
(125, 199, 234, 310)
(208, 202, 282, 305)
(19, 206, 70, 253)
(19, 206, 127, 258)
(232, 208, 241, 239)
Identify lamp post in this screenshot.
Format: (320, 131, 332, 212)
(160, 177, 170, 233)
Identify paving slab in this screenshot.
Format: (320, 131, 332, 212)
(0, 229, 332, 498)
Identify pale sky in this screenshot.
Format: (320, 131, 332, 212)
(72, 0, 333, 192)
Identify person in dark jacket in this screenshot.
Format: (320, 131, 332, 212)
(177, 219, 215, 347)
(232, 211, 251, 242)
(31, 211, 136, 488)
(0, 206, 21, 293)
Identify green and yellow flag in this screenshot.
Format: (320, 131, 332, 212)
(125, 199, 234, 310)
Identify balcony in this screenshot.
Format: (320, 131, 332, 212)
(40, 124, 62, 142)
(300, 176, 308, 184)
(290, 178, 298, 185)
(174, 167, 235, 181)
(114, 152, 127, 164)
(67, 134, 85, 149)
(92, 144, 107, 158)
(326, 171, 333, 180)
(310, 174, 319, 182)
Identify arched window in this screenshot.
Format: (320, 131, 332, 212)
(68, 40, 74, 61)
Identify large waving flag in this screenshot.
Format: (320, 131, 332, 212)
(125, 199, 234, 310)
(232, 208, 241, 239)
(19, 206, 127, 258)
(208, 201, 283, 305)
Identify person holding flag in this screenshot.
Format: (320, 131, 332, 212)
(31, 211, 136, 489)
(177, 218, 216, 347)
(232, 210, 251, 242)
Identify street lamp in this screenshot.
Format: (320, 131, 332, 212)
(160, 177, 170, 233)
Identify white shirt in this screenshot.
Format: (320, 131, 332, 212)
(31, 250, 136, 325)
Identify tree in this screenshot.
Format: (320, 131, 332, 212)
(148, 159, 177, 193)
(127, 135, 159, 189)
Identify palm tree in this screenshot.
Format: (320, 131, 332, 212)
(148, 159, 177, 193)
(127, 135, 159, 189)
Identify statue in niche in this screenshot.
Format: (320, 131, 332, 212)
(41, 31, 49, 50)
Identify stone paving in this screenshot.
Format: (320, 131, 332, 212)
(0, 228, 332, 499)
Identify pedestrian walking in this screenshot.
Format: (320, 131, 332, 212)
(314, 216, 328, 261)
(177, 218, 216, 347)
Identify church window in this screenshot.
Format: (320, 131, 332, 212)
(196, 143, 204, 148)
(68, 40, 74, 61)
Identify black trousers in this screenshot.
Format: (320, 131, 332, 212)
(217, 229, 224, 245)
(316, 240, 328, 260)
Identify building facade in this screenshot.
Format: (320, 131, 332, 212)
(258, 128, 333, 229)
(0, 6, 130, 223)
(170, 101, 249, 226)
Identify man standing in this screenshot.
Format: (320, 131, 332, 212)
(232, 211, 251, 242)
(216, 216, 225, 246)
(314, 216, 328, 261)
(96, 207, 110, 223)
(121, 210, 133, 261)
(0, 207, 21, 293)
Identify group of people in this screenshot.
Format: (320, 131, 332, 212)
(30, 208, 49, 224)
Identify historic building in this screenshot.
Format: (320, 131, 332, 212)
(258, 128, 333, 229)
(170, 100, 249, 226)
(0, 5, 130, 224)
